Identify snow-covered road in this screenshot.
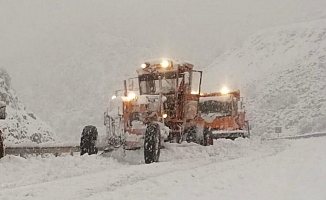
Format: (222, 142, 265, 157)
(0, 137, 325, 200)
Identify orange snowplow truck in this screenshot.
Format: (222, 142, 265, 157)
(104, 58, 250, 163)
(197, 91, 250, 140)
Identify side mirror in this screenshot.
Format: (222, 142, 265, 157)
(0, 101, 6, 120)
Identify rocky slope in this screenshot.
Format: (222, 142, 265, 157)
(0, 69, 56, 145)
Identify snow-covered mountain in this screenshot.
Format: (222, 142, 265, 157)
(0, 69, 56, 144)
(204, 19, 326, 136)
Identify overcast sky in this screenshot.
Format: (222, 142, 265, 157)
(1, 0, 325, 83)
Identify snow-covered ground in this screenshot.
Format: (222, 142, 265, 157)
(1, 137, 325, 200)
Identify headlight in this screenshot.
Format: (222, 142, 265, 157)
(141, 63, 147, 69)
(162, 113, 168, 118)
(111, 95, 117, 100)
(128, 92, 136, 100)
(160, 60, 170, 68)
(221, 87, 230, 95)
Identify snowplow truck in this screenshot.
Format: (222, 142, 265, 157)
(198, 91, 250, 140)
(103, 58, 249, 163)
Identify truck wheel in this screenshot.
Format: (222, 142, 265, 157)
(144, 123, 161, 164)
(80, 125, 98, 156)
(203, 127, 213, 146)
(186, 126, 197, 143)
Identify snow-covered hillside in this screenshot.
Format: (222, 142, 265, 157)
(0, 69, 56, 144)
(204, 19, 326, 136)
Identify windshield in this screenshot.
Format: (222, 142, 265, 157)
(199, 100, 232, 115)
(139, 72, 178, 95)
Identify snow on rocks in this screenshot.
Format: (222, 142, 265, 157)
(0, 68, 57, 145)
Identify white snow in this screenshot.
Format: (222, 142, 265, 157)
(0, 1, 325, 199)
(0, 137, 325, 200)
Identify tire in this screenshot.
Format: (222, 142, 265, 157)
(80, 125, 98, 156)
(144, 123, 161, 164)
(186, 126, 197, 143)
(203, 127, 213, 146)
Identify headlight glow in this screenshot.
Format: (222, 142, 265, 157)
(162, 113, 168, 118)
(221, 87, 230, 95)
(160, 60, 170, 68)
(128, 92, 136, 100)
(141, 63, 147, 69)
(111, 95, 117, 100)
